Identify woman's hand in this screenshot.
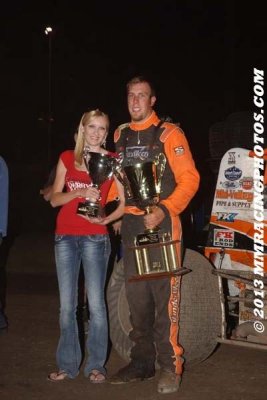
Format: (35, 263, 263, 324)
(77, 214, 109, 225)
(78, 186, 100, 202)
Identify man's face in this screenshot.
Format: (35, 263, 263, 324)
(127, 82, 156, 122)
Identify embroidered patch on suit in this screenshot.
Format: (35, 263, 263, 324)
(174, 146, 185, 156)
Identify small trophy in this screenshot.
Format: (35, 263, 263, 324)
(77, 148, 118, 218)
(120, 154, 187, 279)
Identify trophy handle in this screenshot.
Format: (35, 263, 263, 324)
(154, 153, 166, 194)
(83, 146, 91, 171)
(115, 170, 133, 199)
(112, 158, 133, 199)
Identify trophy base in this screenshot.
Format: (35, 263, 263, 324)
(128, 238, 182, 279)
(77, 201, 102, 218)
(129, 267, 191, 282)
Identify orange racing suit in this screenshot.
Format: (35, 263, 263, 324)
(110, 111, 200, 375)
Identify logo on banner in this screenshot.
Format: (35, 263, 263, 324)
(221, 181, 240, 189)
(214, 229, 235, 247)
(224, 166, 242, 181)
(216, 212, 237, 222)
(215, 189, 253, 202)
(228, 152, 236, 164)
(240, 177, 253, 190)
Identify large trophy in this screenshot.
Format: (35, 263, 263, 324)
(123, 153, 166, 244)
(77, 148, 118, 218)
(121, 154, 189, 279)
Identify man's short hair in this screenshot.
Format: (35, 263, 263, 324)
(126, 75, 156, 97)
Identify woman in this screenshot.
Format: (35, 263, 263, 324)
(48, 109, 124, 383)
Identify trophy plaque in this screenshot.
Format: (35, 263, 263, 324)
(77, 149, 118, 218)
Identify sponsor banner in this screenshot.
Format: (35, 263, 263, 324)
(211, 148, 255, 220)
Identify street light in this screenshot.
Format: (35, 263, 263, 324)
(45, 26, 52, 35)
(45, 26, 53, 170)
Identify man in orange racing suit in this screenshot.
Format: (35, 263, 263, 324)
(108, 76, 200, 394)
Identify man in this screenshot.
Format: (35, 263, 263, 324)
(0, 156, 9, 333)
(109, 76, 200, 394)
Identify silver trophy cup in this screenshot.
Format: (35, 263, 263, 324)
(77, 149, 118, 218)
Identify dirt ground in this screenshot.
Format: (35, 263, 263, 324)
(1, 231, 267, 400)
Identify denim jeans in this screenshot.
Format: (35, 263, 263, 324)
(54, 234, 111, 378)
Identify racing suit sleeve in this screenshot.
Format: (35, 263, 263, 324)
(159, 126, 200, 216)
(106, 180, 119, 203)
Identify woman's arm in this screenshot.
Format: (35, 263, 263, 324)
(102, 176, 125, 224)
(50, 158, 99, 207)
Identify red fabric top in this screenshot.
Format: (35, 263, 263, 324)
(55, 150, 116, 235)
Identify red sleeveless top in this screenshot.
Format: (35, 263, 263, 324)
(55, 150, 115, 235)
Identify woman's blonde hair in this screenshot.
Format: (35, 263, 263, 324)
(74, 109, 109, 164)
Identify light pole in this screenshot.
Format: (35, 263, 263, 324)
(45, 26, 53, 170)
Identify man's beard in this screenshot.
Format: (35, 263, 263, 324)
(131, 112, 144, 122)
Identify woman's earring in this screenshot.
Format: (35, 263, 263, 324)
(102, 139, 106, 148)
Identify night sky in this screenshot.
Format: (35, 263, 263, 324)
(1, 0, 266, 171)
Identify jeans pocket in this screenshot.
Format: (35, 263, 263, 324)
(88, 234, 107, 243)
(55, 234, 65, 243)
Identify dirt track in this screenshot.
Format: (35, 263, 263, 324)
(1, 232, 267, 400)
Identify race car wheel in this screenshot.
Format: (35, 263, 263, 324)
(107, 248, 222, 368)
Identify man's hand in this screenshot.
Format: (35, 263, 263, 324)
(143, 206, 165, 230)
(112, 220, 122, 235)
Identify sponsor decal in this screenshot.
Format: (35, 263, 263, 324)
(170, 278, 179, 323)
(214, 229, 235, 248)
(215, 200, 251, 208)
(224, 166, 242, 181)
(125, 146, 149, 160)
(231, 201, 251, 208)
(221, 181, 240, 189)
(228, 151, 236, 164)
(68, 180, 90, 191)
(174, 146, 185, 156)
(240, 176, 254, 190)
(216, 212, 238, 222)
(216, 189, 253, 202)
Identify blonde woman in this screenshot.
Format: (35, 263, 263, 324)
(48, 109, 124, 383)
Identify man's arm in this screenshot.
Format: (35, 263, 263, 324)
(159, 126, 200, 216)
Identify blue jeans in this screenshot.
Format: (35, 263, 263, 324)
(54, 234, 111, 378)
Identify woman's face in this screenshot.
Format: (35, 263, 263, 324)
(83, 116, 108, 149)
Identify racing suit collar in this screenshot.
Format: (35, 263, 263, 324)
(129, 111, 160, 131)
